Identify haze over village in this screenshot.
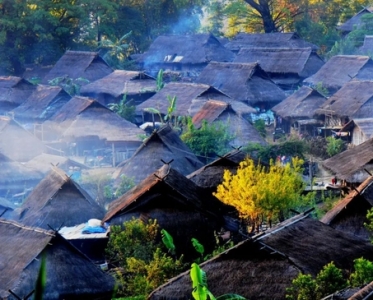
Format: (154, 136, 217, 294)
(3, 1, 373, 299)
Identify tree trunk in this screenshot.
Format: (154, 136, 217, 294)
(244, 0, 278, 33)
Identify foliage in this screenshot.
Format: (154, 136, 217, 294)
(313, 190, 341, 219)
(34, 254, 47, 300)
(326, 137, 345, 157)
(161, 229, 176, 255)
(48, 76, 89, 96)
(114, 175, 135, 198)
(365, 208, 373, 243)
(313, 82, 329, 97)
(349, 257, 373, 286)
(79, 173, 113, 208)
(253, 119, 266, 138)
(286, 262, 346, 300)
(214, 157, 306, 232)
(106, 219, 185, 298)
(108, 94, 136, 123)
(181, 118, 234, 162)
(156, 69, 165, 91)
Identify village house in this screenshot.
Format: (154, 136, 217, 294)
(191, 100, 267, 148)
(105, 164, 225, 259)
(338, 118, 373, 146)
(233, 47, 324, 91)
(0, 76, 36, 115)
(358, 35, 373, 56)
(271, 86, 327, 136)
(12, 167, 105, 230)
(303, 55, 373, 95)
(41, 50, 113, 86)
(114, 124, 204, 185)
(321, 175, 373, 240)
(80, 70, 157, 106)
(314, 80, 373, 136)
(43, 96, 145, 166)
(131, 33, 235, 79)
(224, 32, 319, 53)
(337, 6, 373, 36)
(149, 213, 373, 300)
(0, 218, 114, 299)
(195, 61, 286, 110)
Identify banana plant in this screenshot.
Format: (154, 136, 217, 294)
(34, 254, 47, 300)
(161, 229, 176, 255)
(156, 69, 164, 91)
(191, 238, 205, 257)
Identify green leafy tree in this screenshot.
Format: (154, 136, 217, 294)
(349, 257, 373, 287)
(326, 137, 345, 157)
(108, 95, 136, 123)
(253, 119, 266, 138)
(286, 273, 317, 300)
(114, 175, 135, 198)
(48, 76, 89, 96)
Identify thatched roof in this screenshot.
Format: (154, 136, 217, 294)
(46, 96, 145, 143)
(272, 86, 327, 119)
(303, 55, 373, 93)
(314, 80, 373, 119)
(321, 176, 373, 238)
(12, 84, 71, 123)
(224, 32, 319, 52)
(322, 138, 373, 183)
(358, 35, 373, 55)
(340, 118, 373, 140)
(0, 116, 46, 162)
(134, 33, 235, 66)
(233, 47, 324, 78)
(348, 281, 373, 300)
(115, 124, 204, 184)
(80, 70, 157, 97)
(337, 7, 373, 33)
(195, 62, 286, 105)
(42, 50, 113, 84)
(136, 82, 231, 117)
(0, 218, 114, 299)
(187, 148, 249, 190)
(149, 213, 373, 300)
(191, 100, 267, 147)
(13, 167, 105, 230)
(0, 76, 35, 113)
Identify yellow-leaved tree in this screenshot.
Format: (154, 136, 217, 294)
(214, 157, 306, 233)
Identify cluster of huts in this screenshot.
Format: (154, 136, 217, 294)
(3, 9, 373, 297)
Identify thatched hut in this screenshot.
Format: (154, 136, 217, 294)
(195, 62, 286, 108)
(114, 124, 204, 185)
(0, 116, 46, 162)
(339, 118, 373, 146)
(233, 47, 324, 90)
(321, 138, 373, 185)
(41, 50, 113, 85)
(149, 213, 373, 300)
(337, 7, 373, 35)
(271, 86, 326, 135)
(12, 167, 105, 230)
(105, 164, 223, 259)
(191, 100, 267, 147)
(132, 33, 235, 78)
(80, 70, 157, 106)
(44, 96, 145, 166)
(314, 80, 373, 134)
(0, 218, 115, 299)
(358, 35, 373, 56)
(224, 32, 319, 53)
(135, 82, 231, 123)
(321, 176, 373, 240)
(11, 84, 71, 128)
(303, 55, 373, 95)
(0, 76, 36, 114)
(0, 152, 42, 201)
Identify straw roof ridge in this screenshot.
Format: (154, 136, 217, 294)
(348, 280, 373, 299)
(337, 7, 373, 32)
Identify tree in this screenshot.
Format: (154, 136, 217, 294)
(349, 257, 373, 287)
(326, 136, 345, 157)
(108, 94, 136, 123)
(214, 157, 306, 232)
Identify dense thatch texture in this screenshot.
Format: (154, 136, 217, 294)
(12, 84, 71, 123)
(115, 124, 204, 184)
(0, 76, 36, 113)
(136, 82, 231, 118)
(322, 138, 373, 183)
(0, 116, 46, 162)
(191, 100, 267, 147)
(0, 218, 115, 299)
(321, 176, 373, 240)
(105, 164, 223, 257)
(224, 32, 319, 52)
(13, 167, 105, 230)
(272, 86, 327, 119)
(348, 281, 373, 300)
(337, 7, 373, 34)
(303, 55, 373, 94)
(42, 50, 113, 84)
(233, 47, 324, 79)
(149, 214, 373, 300)
(196, 62, 286, 105)
(315, 81, 373, 119)
(44, 96, 145, 144)
(134, 34, 235, 67)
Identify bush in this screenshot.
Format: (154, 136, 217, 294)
(326, 137, 345, 157)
